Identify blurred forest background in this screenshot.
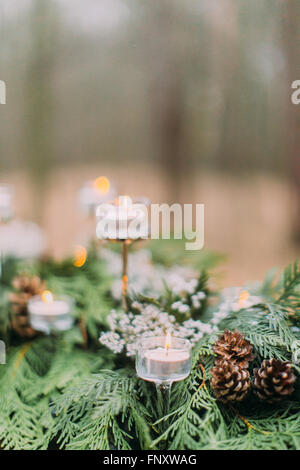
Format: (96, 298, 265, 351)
(0, 0, 299, 285)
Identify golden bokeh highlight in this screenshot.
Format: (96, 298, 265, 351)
(238, 290, 250, 307)
(73, 245, 87, 267)
(93, 176, 110, 194)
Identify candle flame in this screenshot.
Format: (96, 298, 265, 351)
(238, 290, 250, 307)
(73, 245, 87, 268)
(93, 176, 110, 195)
(42, 290, 54, 304)
(165, 331, 172, 351)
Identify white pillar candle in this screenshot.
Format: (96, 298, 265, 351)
(28, 291, 74, 334)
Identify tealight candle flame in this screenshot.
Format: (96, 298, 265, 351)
(238, 290, 250, 307)
(165, 332, 172, 351)
(42, 290, 54, 304)
(93, 176, 110, 195)
(73, 245, 87, 268)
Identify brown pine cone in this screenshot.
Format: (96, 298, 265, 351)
(213, 329, 254, 368)
(9, 274, 46, 338)
(211, 359, 251, 403)
(253, 359, 296, 403)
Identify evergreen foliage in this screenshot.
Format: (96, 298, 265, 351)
(0, 246, 299, 450)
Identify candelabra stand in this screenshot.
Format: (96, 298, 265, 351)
(107, 238, 146, 310)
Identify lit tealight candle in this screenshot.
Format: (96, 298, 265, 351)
(96, 195, 149, 240)
(28, 291, 74, 334)
(78, 177, 116, 216)
(136, 333, 191, 384)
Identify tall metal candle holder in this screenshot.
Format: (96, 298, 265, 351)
(96, 196, 150, 310)
(106, 237, 145, 310)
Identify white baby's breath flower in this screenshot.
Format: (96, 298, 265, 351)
(99, 249, 218, 356)
(191, 295, 201, 309)
(99, 332, 125, 354)
(178, 304, 190, 313)
(107, 309, 118, 330)
(171, 301, 181, 310)
(197, 292, 206, 300)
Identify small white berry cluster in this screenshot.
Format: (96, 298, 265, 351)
(99, 301, 214, 357)
(99, 248, 264, 358)
(170, 290, 206, 314)
(164, 270, 198, 296)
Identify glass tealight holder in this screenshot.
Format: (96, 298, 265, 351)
(28, 294, 74, 335)
(136, 336, 191, 385)
(136, 336, 191, 428)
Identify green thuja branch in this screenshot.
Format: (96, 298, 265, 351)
(0, 335, 114, 449)
(0, 339, 53, 449)
(277, 261, 300, 308)
(0, 252, 299, 450)
(51, 370, 152, 450)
